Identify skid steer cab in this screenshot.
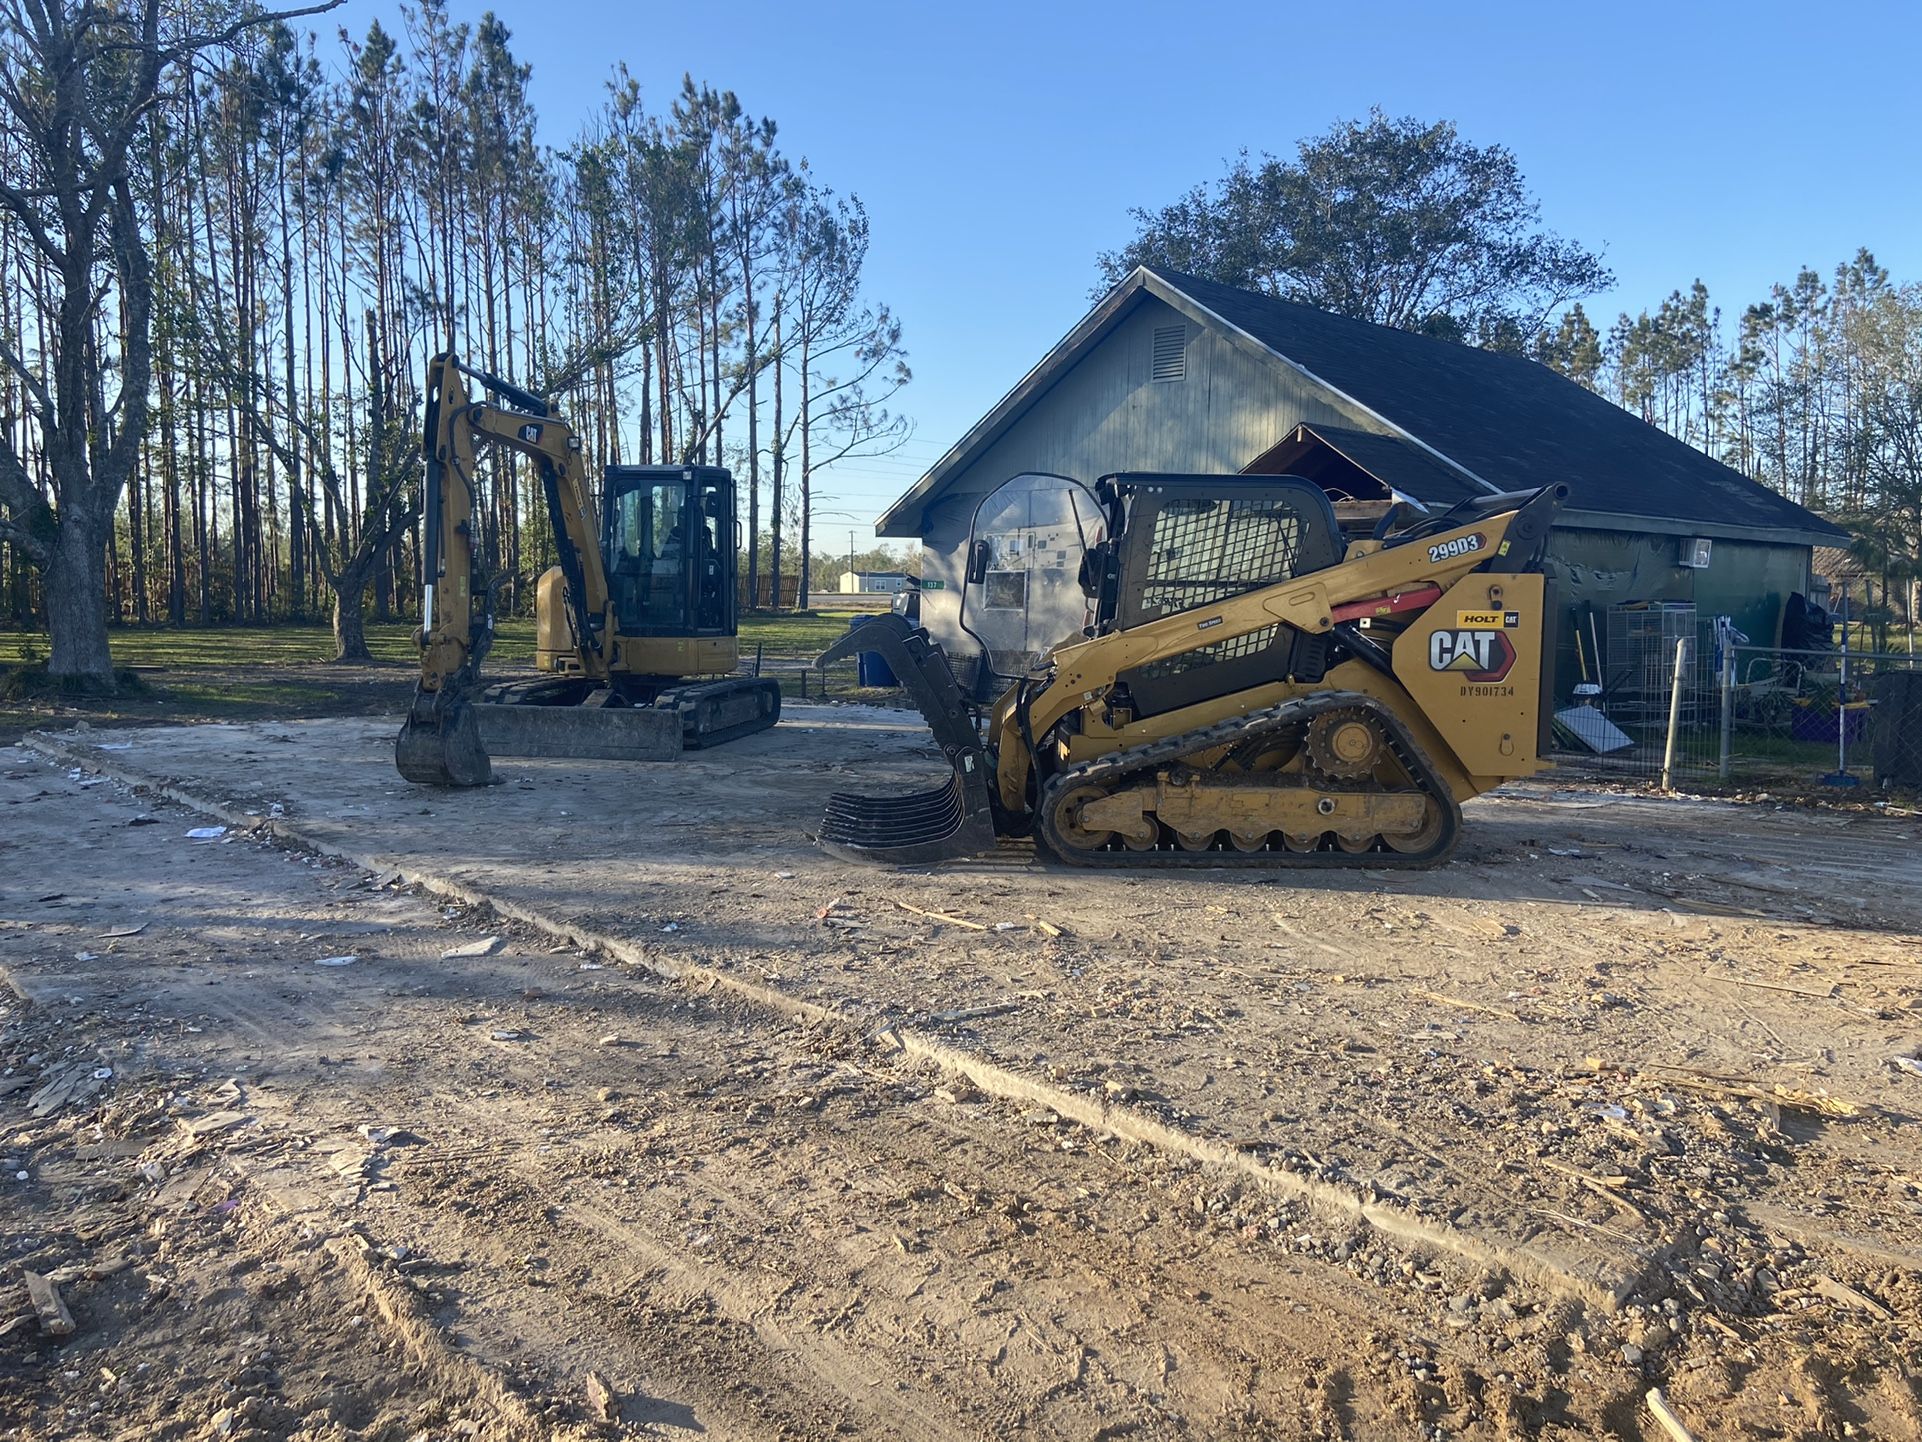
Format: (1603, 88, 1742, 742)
(814, 470, 1563, 868)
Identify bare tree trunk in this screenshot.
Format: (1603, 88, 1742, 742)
(797, 332, 811, 610)
(769, 306, 783, 611)
(43, 521, 113, 685)
(332, 569, 371, 661)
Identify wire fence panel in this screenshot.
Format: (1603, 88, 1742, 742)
(1556, 622, 1922, 791)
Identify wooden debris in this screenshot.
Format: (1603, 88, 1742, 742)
(585, 1370, 619, 1422)
(928, 1001, 1019, 1025)
(27, 1060, 109, 1118)
(1812, 1275, 1894, 1321)
(895, 899, 987, 931)
(179, 1110, 254, 1138)
(1765, 1085, 1861, 1119)
(1542, 1160, 1648, 1225)
(1710, 975, 1837, 1000)
(1584, 1059, 1865, 1119)
(23, 1269, 75, 1337)
(1031, 918, 1065, 939)
(1646, 1387, 1698, 1442)
(441, 936, 502, 959)
(1415, 989, 1520, 1022)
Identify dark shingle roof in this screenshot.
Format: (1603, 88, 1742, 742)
(1148, 267, 1845, 540)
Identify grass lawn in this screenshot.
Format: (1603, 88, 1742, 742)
(0, 611, 881, 741)
(0, 610, 853, 670)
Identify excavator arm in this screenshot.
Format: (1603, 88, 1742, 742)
(398, 351, 614, 785)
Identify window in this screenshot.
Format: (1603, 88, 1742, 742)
(1137, 497, 1308, 620)
(1151, 325, 1187, 382)
(983, 571, 1028, 610)
(608, 479, 690, 632)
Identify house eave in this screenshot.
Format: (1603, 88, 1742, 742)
(1555, 507, 1845, 549)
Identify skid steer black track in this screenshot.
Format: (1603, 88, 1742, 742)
(1035, 691, 1462, 869)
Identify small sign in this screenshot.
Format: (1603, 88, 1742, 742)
(1457, 610, 1522, 628)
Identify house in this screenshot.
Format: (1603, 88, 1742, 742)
(838, 569, 912, 595)
(876, 265, 1846, 690)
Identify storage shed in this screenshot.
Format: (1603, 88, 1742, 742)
(877, 266, 1846, 691)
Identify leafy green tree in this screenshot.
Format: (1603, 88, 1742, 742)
(1098, 110, 1611, 345)
(1537, 303, 1603, 389)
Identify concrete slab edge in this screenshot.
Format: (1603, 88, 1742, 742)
(23, 730, 1647, 1315)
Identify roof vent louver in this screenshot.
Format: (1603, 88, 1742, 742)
(1151, 325, 1187, 382)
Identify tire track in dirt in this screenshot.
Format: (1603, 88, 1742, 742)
(26, 731, 1656, 1315)
(191, 964, 1422, 1438)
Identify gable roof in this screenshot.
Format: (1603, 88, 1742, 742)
(878, 266, 1845, 545)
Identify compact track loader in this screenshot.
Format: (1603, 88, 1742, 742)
(396, 352, 780, 786)
(816, 471, 1563, 867)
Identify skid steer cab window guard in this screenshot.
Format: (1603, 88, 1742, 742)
(958, 472, 1105, 682)
(1106, 475, 1343, 630)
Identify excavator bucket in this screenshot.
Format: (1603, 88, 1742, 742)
(395, 689, 493, 787)
(813, 615, 997, 865)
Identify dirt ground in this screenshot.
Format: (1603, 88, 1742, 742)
(4, 708, 1921, 1440)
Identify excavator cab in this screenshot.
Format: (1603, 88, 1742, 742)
(595, 466, 735, 658)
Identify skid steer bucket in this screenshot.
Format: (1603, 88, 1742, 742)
(813, 615, 996, 865)
(396, 687, 492, 787)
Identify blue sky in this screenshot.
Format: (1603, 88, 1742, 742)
(329, 0, 1922, 533)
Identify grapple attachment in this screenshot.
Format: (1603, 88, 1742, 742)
(813, 615, 997, 865)
(395, 688, 493, 787)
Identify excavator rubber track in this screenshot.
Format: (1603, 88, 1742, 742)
(1034, 691, 1461, 868)
(812, 615, 997, 865)
(655, 676, 784, 749)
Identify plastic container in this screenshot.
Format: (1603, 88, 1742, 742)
(846, 614, 898, 688)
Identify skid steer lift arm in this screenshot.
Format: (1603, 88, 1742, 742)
(396, 351, 612, 786)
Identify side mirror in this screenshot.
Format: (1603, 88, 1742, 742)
(966, 539, 991, 586)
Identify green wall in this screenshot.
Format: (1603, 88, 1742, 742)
(1543, 529, 1809, 700)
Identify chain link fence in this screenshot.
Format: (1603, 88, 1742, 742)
(1556, 614, 1922, 791)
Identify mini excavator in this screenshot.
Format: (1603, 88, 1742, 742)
(816, 470, 1563, 867)
(396, 352, 780, 786)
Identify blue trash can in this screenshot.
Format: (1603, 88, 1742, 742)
(847, 614, 898, 687)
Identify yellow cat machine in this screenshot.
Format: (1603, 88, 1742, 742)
(815, 471, 1563, 866)
(396, 352, 780, 786)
